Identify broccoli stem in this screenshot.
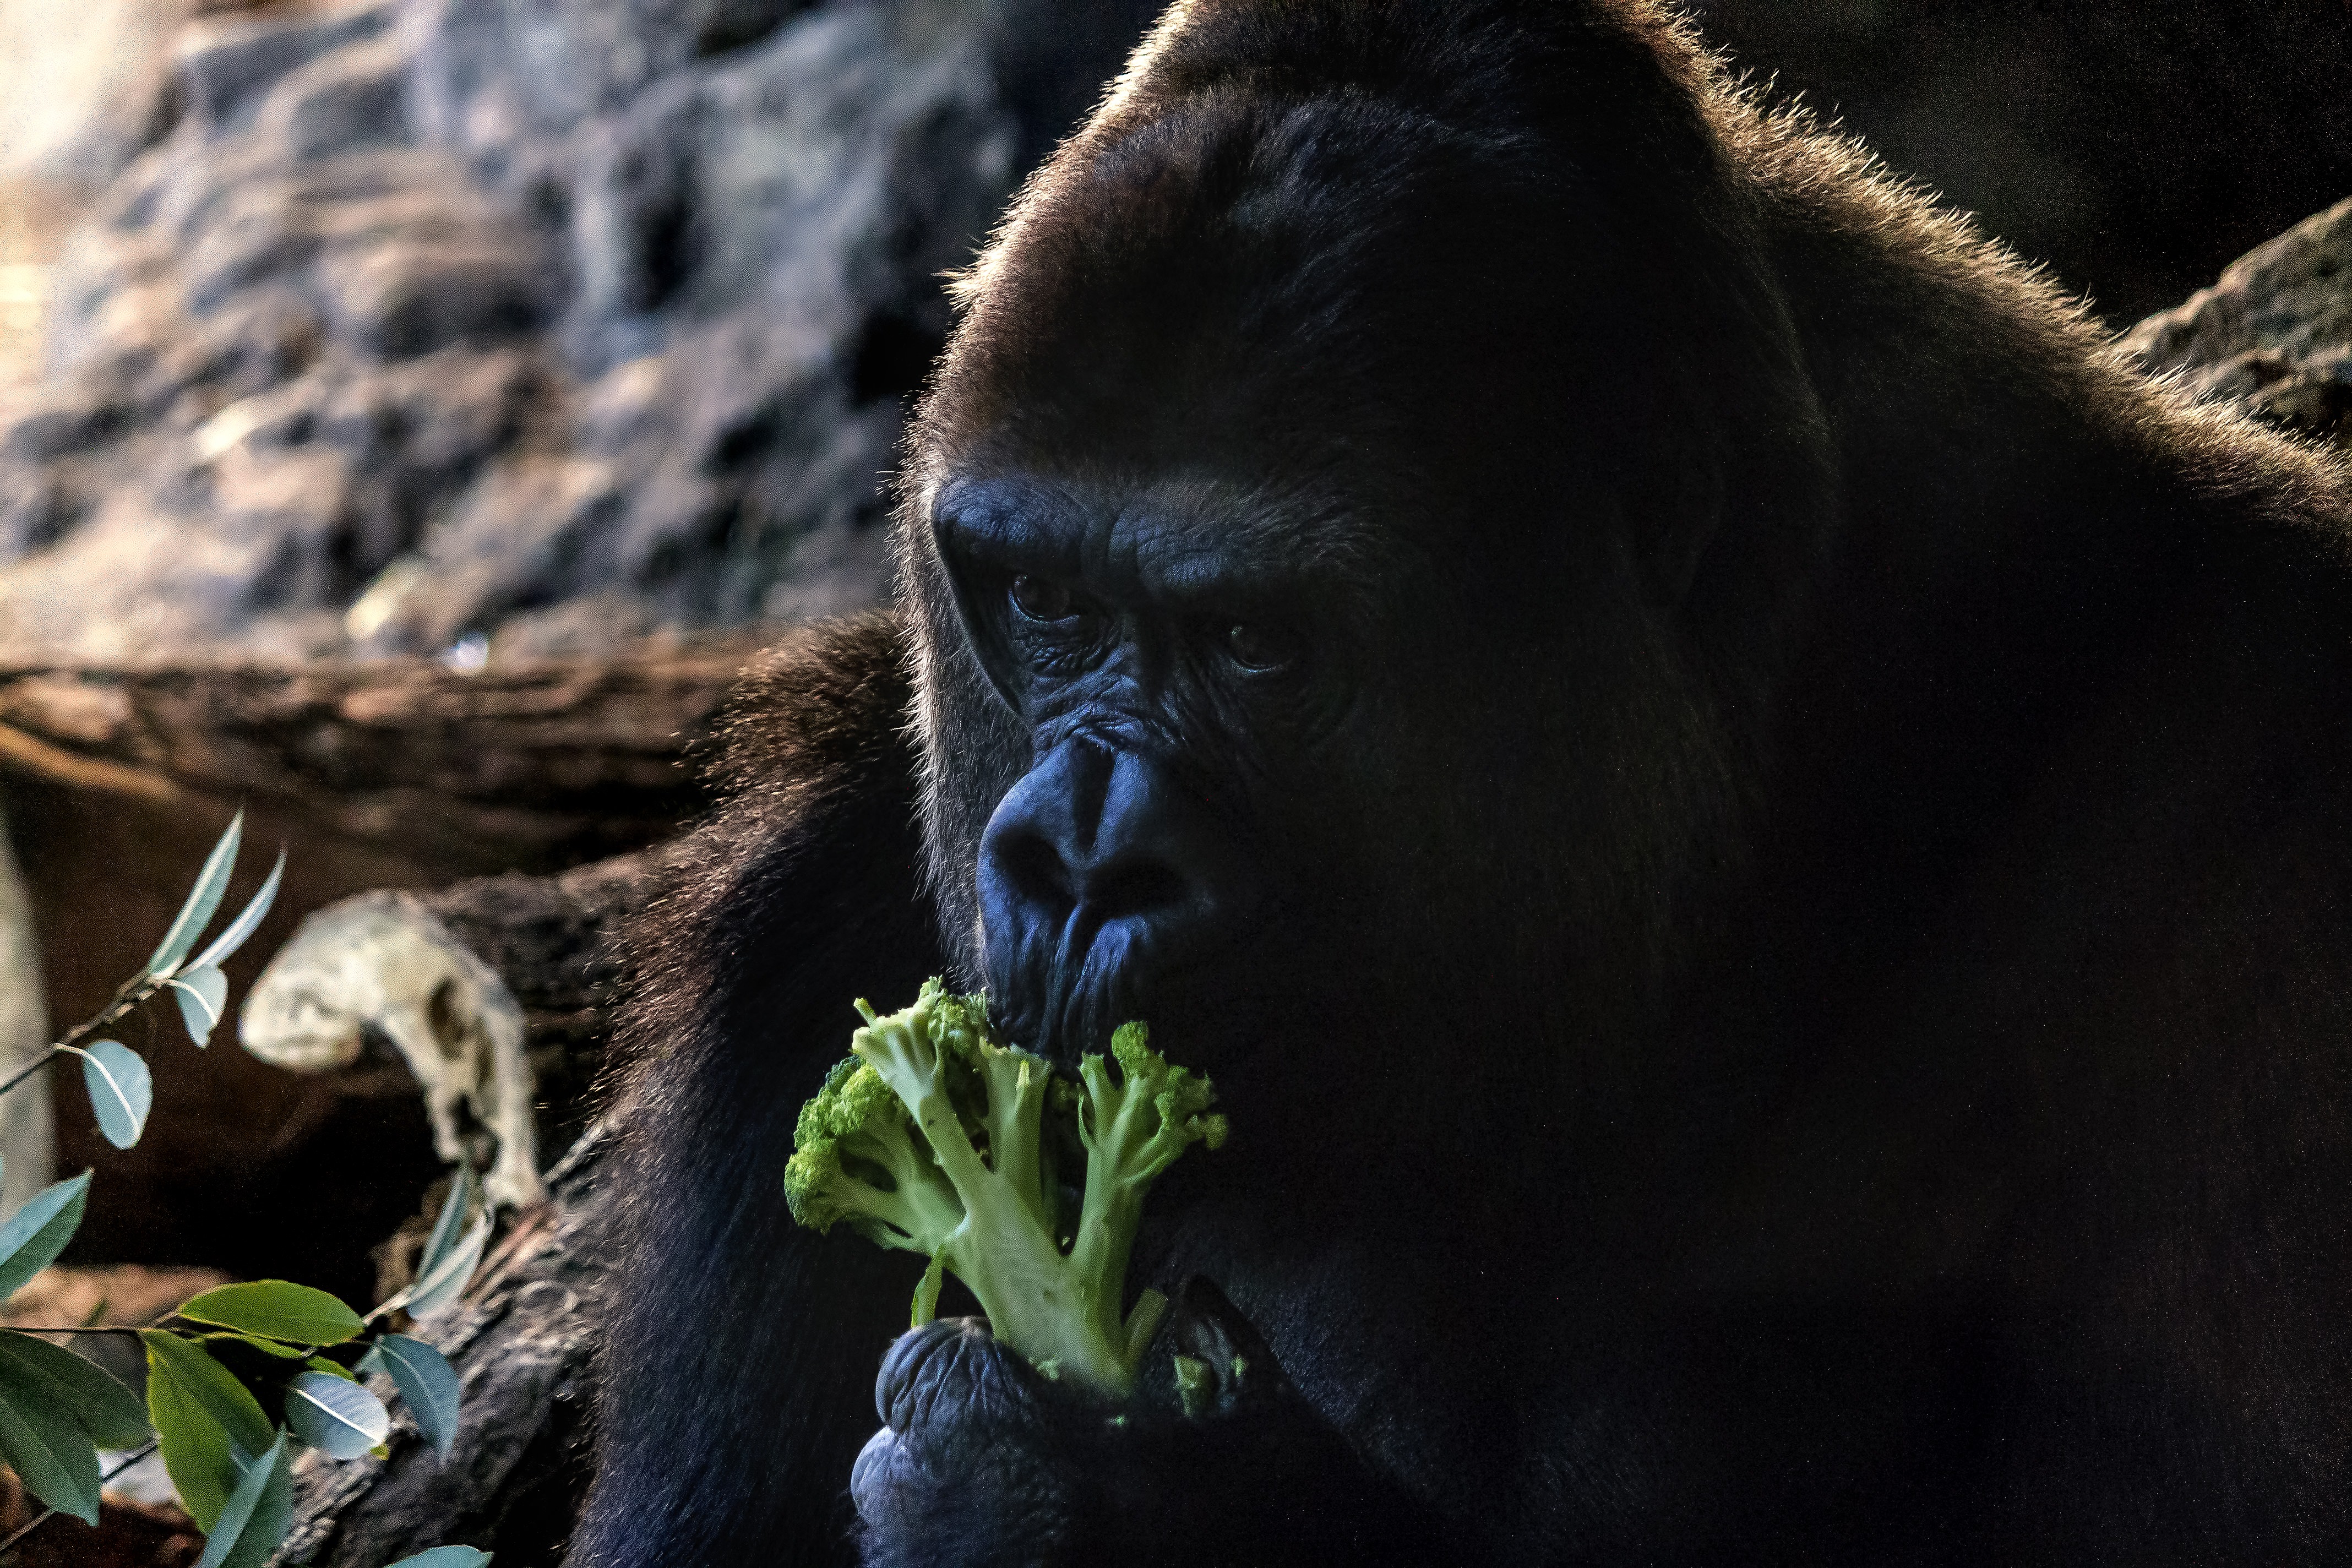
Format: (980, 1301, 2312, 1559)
(852, 997, 1147, 1394)
(848, 1117, 963, 1249)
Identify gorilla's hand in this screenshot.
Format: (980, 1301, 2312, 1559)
(852, 1280, 1444, 1568)
(851, 1316, 1083, 1565)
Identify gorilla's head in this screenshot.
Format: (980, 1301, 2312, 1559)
(899, 0, 1835, 1112)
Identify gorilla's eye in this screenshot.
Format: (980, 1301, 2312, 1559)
(1008, 574, 1075, 623)
(1223, 622, 1294, 674)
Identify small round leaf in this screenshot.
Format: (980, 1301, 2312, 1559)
(0, 1171, 91, 1302)
(72, 1041, 151, 1150)
(148, 810, 242, 978)
(285, 1371, 389, 1460)
(371, 1333, 462, 1459)
(392, 1214, 490, 1321)
(190, 1428, 290, 1568)
(172, 967, 230, 1048)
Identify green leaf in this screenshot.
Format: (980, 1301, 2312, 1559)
(190, 1429, 290, 1568)
(0, 1329, 149, 1447)
(149, 810, 243, 978)
(304, 1355, 356, 1381)
(370, 1334, 461, 1459)
(142, 1330, 271, 1531)
(67, 1041, 151, 1150)
(201, 1332, 303, 1359)
(171, 967, 230, 1048)
(0, 1379, 101, 1523)
(285, 1371, 388, 1460)
(188, 849, 283, 973)
(0, 1172, 90, 1302)
(418, 1164, 479, 1282)
(384, 1549, 491, 1568)
(179, 1282, 364, 1346)
(394, 1213, 489, 1320)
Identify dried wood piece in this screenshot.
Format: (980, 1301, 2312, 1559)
(0, 651, 756, 865)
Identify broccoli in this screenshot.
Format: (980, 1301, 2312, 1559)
(783, 978, 1228, 1398)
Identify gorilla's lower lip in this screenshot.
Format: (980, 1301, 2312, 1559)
(1005, 959, 1262, 1079)
(1000, 966, 1151, 1065)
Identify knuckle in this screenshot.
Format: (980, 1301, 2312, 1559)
(876, 1317, 990, 1430)
(850, 1427, 909, 1526)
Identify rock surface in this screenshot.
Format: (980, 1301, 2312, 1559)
(2119, 195, 2352, 448)
(0, 0, 1153, 665)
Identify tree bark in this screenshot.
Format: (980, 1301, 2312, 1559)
(275, 1120, 622, 1568)
(410, 846, 682, 1154)
(0, 651, 754, 870)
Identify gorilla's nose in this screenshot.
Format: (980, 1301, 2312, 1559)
(978, 737, 1246, 1047)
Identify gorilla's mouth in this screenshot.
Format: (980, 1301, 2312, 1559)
(974, 736, 1265, 1066)
(981, 883, 1291, 1080)
(983, 905, 1162, 1066)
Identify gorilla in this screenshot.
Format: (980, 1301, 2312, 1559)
(570, 2, 2352, 1564)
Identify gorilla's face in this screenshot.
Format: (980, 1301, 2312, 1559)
(928, 467, 1440, 1070)
(901, 53, 1807, 1101)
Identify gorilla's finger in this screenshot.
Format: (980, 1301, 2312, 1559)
(876, 1315, 1045, 1435)
(850, 1425, 907, 1527)
(875, 1317, 977, 1428)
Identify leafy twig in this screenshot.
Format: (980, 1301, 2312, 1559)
(0, 973, 164, 1100)
(0, 1438, 160, 1551)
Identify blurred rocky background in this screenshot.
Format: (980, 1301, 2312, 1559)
(0, 0, 1160, 667)
(2, 0, 2348, 670)
(0, 0, 1157, 1312)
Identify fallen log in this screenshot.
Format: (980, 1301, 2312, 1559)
(277, 1121, 622, 1568)
(0, 649, 756, 870)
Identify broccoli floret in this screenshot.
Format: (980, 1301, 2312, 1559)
(782, 978, 1227, 1398)
(782, 1051, 962, 1258)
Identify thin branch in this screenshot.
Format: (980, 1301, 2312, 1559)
(0, 1044, 58, 1100)
(0, 1438, 162, 1552)
(0, 972, 168, 1099)
(58, 974, 166, 1055)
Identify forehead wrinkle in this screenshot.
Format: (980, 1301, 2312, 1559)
(1097, 471, 1396, 614)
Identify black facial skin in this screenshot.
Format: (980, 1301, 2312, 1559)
(570, 4, 2352, 1567)
(930, 473, 1341, 1066)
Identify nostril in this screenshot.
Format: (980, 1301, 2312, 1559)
(998, 830, 1074, 914)
(1087, 858, 1189, 921)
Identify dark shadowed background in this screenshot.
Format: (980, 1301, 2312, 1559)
(1697, 0, 2352, 325)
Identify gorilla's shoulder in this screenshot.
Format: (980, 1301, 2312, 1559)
(707, 609, 916, 803)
